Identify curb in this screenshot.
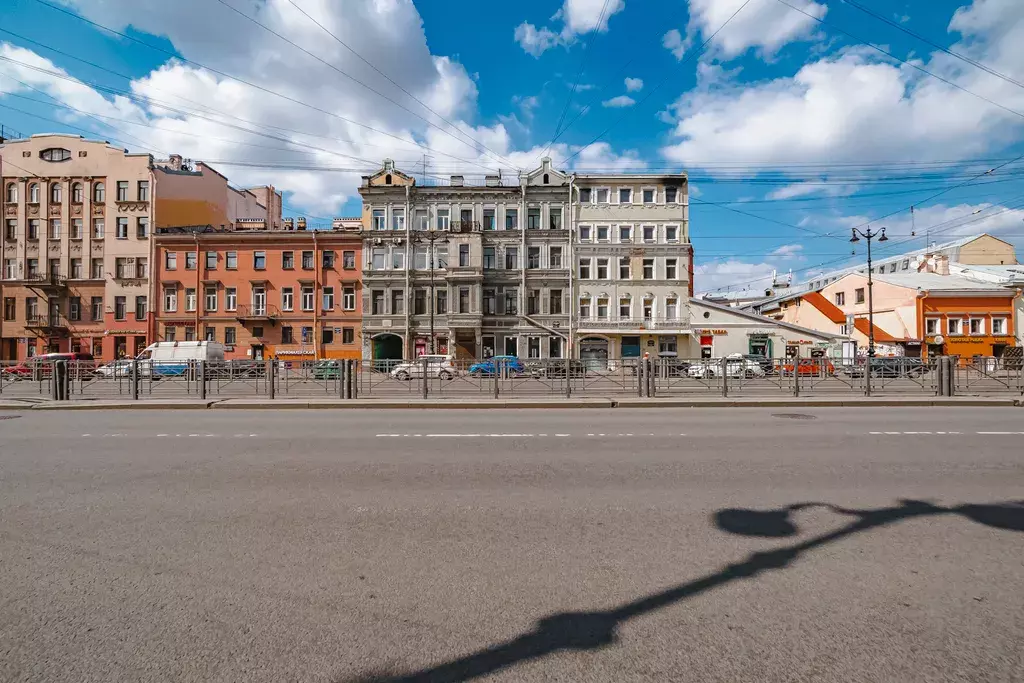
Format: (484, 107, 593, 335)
(29, 401, 220, 410)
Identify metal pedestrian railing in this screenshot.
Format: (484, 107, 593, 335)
(2, 355, 1022, 401)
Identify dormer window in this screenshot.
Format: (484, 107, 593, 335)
(40, 148, 71, 162)
(543, 173, 549, 184)
(385, 174, 392, 185)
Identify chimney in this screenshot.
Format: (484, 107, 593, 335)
(283, 217, 294, 230)
(935, 254, 949, 276)
(450, 175, 464, 186)
(296, 217, 307, 231)
(168, 154, 183, 171)
(485, 175, 499, 187)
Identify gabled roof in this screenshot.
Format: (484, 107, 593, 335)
(802, 291, 845, 324)
(688, 297, 846, 340)
(853, 318, 899, 343)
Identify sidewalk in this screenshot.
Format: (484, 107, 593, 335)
(4, 396, 1020, 410)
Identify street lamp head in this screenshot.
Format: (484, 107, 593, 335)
(850, 229, 860, 243)
(878, 227, 888, 242)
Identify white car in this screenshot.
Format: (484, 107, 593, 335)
(688, 354, 766, 379)
(390, 355, 457, 380)
(95, 359, 153, 378)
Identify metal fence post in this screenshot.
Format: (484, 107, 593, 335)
(637, 358, 645, 397)
(793, 358, 800, 397)
(865, 356, 872, 397)
(648, 358, 656, 397)
(131, 360, 140, 401)
(721, 357, 729, 398)
(421, 355, 428, 399)
(352, 360, 359, 399)
(564, 355, 571, 398)
(267, 360, 276, 400)
(937, 356, 947, 396)
(493, 358, 500, 399)
(198, 360, 207, 400)
(946, 356, 956, 396)
(338, 361, 346, 399)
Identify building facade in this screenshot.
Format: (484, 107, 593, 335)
(572, 173, 691, 364)
(151, 222, 362, 361)
(1, 134, 281, 361)
(357, 158, 571, 361)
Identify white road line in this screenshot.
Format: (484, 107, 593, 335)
(977, 431, 1024, 435)
(555, 433, 570, 437)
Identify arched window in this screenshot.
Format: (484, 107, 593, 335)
(28, 183, 39, 203)
(4, 183, 16, 203)
(385, 174, 392, 185)
(93, 182, 105, 203)
(71, 182, 83, 203)
(50, 183, 62, 203)
(543, 173, 549, 184)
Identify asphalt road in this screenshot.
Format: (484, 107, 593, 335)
(1, 408, 1022, 683)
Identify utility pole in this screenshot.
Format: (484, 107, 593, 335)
(413, 231, 447, 354)
(850, 226, 888, 358)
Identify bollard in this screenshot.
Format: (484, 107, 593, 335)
(267, 359, 276, 399)
(199, 360, 207, 400)
(721, 357, 729, 398)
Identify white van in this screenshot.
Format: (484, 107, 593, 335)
(97, 341, 226, 378)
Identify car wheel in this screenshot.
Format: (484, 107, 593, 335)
(744, 369, 755, 379)
(395, 370, 410, 381)
(439, 370, 453, 380)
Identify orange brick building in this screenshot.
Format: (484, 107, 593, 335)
(151, 223, 362, 361)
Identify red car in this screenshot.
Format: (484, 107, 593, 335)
(2, 352, 95, 380)
(781, 357, 835, 376)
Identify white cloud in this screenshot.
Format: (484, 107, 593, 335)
(685, 0, 827, 58)
(662, 0, 1024, 171)
(514, 22, 563, 58)
(602, 95, 635, 108)
(836, 202, 1024, 240)
(1, 0, 640, 215)
(694, 259, 778, 293)
(898, 14, 911, 24)
(512, 94, 541, 119)
(766, 181, 860, 200)
(624, 77, 643, 92)
(662, 28, 690, 60)
(768, 243, 804, 259)
(515, 0, 625, 56)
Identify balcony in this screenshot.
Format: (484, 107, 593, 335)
(235, 304, 280, 322)
(26, 272, 68, 291)
(577, 316, 690, 332)
(24, 313, 69, 331)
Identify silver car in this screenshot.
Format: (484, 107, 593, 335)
(389, 355, 457, 380)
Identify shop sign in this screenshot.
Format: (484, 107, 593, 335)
(694, 328, 728, 335)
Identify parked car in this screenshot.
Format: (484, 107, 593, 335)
(3, 352, 95, 380)
(742, 354, 775, 375)
(781, 357, 836, 377)
(312, 360, 342, 380)
(687, 354, 766, 379)
(627, 354, 691, 377)
(390, 355, 457, 380)
(468, 355, 526, 377)
(532, 359, 587, 378)
(95, 359, 149, 378)
(842, 357, 927, 378)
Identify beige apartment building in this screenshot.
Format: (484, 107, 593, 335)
(1, 133, 280, 361)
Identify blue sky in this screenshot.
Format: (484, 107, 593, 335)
(2, 0, 1023, 292)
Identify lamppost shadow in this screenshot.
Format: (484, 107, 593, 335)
(338, 499, 1024, 683)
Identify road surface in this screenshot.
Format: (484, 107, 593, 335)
(1, 407, 1022, 682)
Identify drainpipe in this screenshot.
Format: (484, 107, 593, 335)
(313, 229, 319, 361)
(404, 185, 411, 358)
(147, 168, 157, 348)
(519, 178, 526, 351)
(567, 174, 574, 359)
(193, 231, 200, 336)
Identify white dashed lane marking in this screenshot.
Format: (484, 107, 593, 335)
(375, 433, 683, 438)
(82, 433, 260, 438)
(867, 431, 1024, 435)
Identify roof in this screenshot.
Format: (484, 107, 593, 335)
(853, 318, 899, 343)
(802, 291, 845, 324)
(871, 271, 1015, 293)
(688, 297, 846, 340)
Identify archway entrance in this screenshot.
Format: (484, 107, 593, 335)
(579, 337, 609, 371)
(372, 333, 404, 370)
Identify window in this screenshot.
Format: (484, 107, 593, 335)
(322, 250, 335, 269)
(596, 258, 609, 280)
(165, 326, 176, 342)
(527, 337, 541, 359)
(411, 288, 426, 315)
(619, 256, 631, 279)
(412, 209, 428, 231)
(280, 251, 294, 269)
(372, 209, 385, 230)
(114, 257, 130, 279)
(549, 207, 562, 229)
(665, 187, 678, 203)
(371, 247, 387, 271)
(302, 251, 314, 269)
(460, 209, 473, 228)
(70, 258, 83, 279)
(321, 328, 334, 345)
(3, 219, 14, 240)
(392, 249, 405, 270)
(93, 182, 105, 203)
(483, 288, 496, 315)
(184, 288, 197, 312)
(47, 259, 60, 279)
(27, 258, 38, 277)
(643, 297, 654, 320)
(116, 181, 128, 201)
(392, 208, 405, 231)
(527, 290, 540, 315)
(281, 327, 294, 344)
(579, 225, 592, 242)
(254, 251, 266, 270)
(573, 296, 590, 320)
(226, 287, 237, 311)
(549, 289, 562, 315)
(505, 208, 518, 230)
(28, 220, 38, 240)
(91, 296, 103, 321)
(50, 183, 62, 203)
(642, 225, 655, 243)
(115, 218, 128, 239)
(855, 288, 865, 304)
(137, 181, 149, 201)
(136, 257, 148, 279)
(205, 286, 217, 312)
(597, 297, 609, 320)
(835, 292, 845, 306)
(458, 244, 470, 267)
(392, 289, 405, 314)
(3, 297, 14, 320)
(282, 286, 296, 311)
(4, 183, 16, 203)
(665, 225, 679, 243)
(483, 247, 495, 269)
(596, 188, 609, 203)
(91, 258, 103, 279)
(436, 208, 450, 231)
(579, 258, 591, 279)
(889, 263, 897, 273)
(619, 296, 631, 318)
(342, 250, 355, 269)
(224, 327, 236, 345)
(504, 246, 518, 270)
(28, 183, 39, 203)
(947, 318, 962, 335)
(201, 251, 215, 270)
(185, 251, 197, 269)
(666, 258, 677, 279)
(550, 246, 563, 269)
(135, 296, 148, 320)
(301, 286, 314, 311)
(25, 296, 38, 319)
(70, 219, 82, 239)
(322, 286, 334, 310)
(925, 318, 939, 335)
(579, 187, 591, 203)
(343, 286, 355, 311)
(66, 296, 81, 322)
(205, 326, 216, 342)
(114, 296, 127, 320)
(993, 318, 1006, 335)
(456, 287, 468, 313)
(342, 327, 354, 344)
(435, 289, 447, 314)
(528, 247, 540, 269)
(666, 297, 678, 319)
(618, 188, 632, 204)
(840, 324, 849, 336)
(619, 225, 632, 242)
(185, 328, 196, 342)
(164, 252, 177, 270)
(527, 207, 541, 229)
(969, 318, 985, 335)
(642, 188, 655, 204)
(643, 258, 654, 280)
(902, 259, 910, 270)
(48, 219, 61, 239)
(2, 259, 14, 279)
(503, 288, 517, 315)
(597, 225, 609, 242)
(92, 218, 104, 239)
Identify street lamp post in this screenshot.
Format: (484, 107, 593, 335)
(413, 231, 449, 354)
(850, 226, 888, 357)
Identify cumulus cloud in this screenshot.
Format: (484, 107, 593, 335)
(602, 95, 635, 108)
(514, 0, 626, 56)
(836, 202, 1024, 240)
(767, 181, 860, 200)
(662, 28, 690, 60)
(694, 259, 779, 294)
(768, 243, 804, 259)
(0, 0, 639, 215)
(514, 22, 563, 58)
(686, 0, 827, 58)
(624, 77, 643, 92)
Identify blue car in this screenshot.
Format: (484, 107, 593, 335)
(468, 355, 526, 376)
